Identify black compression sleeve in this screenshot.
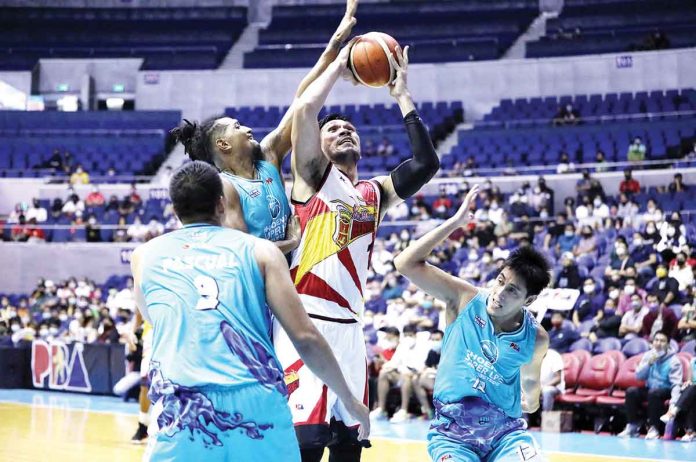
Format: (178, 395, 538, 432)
(389, 110, 440, 199)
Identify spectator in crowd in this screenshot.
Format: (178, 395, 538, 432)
(676, 303, 696, 343)
(576, 171, 593, 200)
(119, 197, 135, 216)
(540, 348, 565, 411)
(619, 169, 641, 195)
(557, 152, 575, 174)
(412, 330, 443, 419)
(126, 216, 148, 242)
(627, 137, 647, 163)
(25, 198, 47, 223)
(594, 150, 608, 172)
(85, 185, 105, 207)
(45, 149, 64, 171)
(371, 324, 429, 423)
(386, 199, 409, 221)
(382, 273, 405, 301)
(145, 217, 165, 241)
(7, 202, 26, 224)
(105, 195, 120, 213)
(573, 278, 606, 327)
(85, 215, 102, 243)
(62, 151, 74, 175)
(668, 173, 689, 193)
(377, 137, 394, 156)
(617, 194, 639, 226)
(553, 103, 580, 126)
(62, 193, 85, 216)
(11, 215, 30, 242)
(25, 218, 46, 243)
(548, 312, 579, 353)
(619, 331, 682, 439)
(128, 183, 142, 206)
(462, 157, 478, 177)
(661, 355, 696, 442)
(644, 30, 670, 50)
(617, 276, 645, 313)
(650, 264, 681, 306)
(575, 225, 597, 257)
(642, 293, 679, 339)
(556, 252, 582, 290)
(69, 164, 90, 185)
(657, 212, 687, 263)
(619, 294, 650, 340)
(544, 212, 568, 250)
(113, 217, 129, 243)
(432, 188, 452, 219)
(669, 251, 694, 292)
(105, 167, 117, 183)
(605, 237, 634, 278)
(556, 223, 579, 256)
(642, 200, 663, 227)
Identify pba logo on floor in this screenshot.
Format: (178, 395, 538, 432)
(31, 340, 92, 392)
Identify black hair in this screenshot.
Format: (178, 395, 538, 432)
(431, 329, 444, 336)
(502, 247, 551, 297)
(170, 116, 223, 167)
(402, 324, 418, 335)
(654, 330, 671, 341)
(379, 326, 400, 337)
(319, 113, 352, 130)
(169, 161, 223, 223)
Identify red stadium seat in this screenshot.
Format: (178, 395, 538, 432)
(570, 349, 591, 367)
(676, 352, 693, 382)
(561, 353, 583, 393)
(595, 353, 645, 406)
(558, 353, 619, 404)
(603, 350, 626, 369)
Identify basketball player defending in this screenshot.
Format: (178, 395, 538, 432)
(394, 184, 550, 462)
(275, 43, 439, 461)
(169, 0, 358, 253)
(131, 161, 368, 462)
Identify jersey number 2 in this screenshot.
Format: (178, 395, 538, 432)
(194, 275, 220, 310)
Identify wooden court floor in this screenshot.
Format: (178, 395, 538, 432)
(0, 401, 691, 462)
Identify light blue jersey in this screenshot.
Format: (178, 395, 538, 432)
(221, 160, 290, 242)
(434, 290, 538, 418)
(427, 291, 544, 462)
(138, 224, 299, 461)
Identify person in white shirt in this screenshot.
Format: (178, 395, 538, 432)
(25, 198, 47, 223)
(126, 216, 149, 242)
(386, 200, 409, 221)
(371, 324, 430, 423)
(540, 348, 565, 411)
(669, 252, 694, 291)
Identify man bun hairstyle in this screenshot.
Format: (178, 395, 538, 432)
(503, 246, 551, 297)
(170, 117, 221, 166)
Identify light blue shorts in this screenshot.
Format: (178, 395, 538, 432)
(144, 384, 300, 462)
(427, 397, 544, 462)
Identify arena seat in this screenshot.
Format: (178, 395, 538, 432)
(557, 353, 619, 405)
(621, 337, 651, 357)
(561, 352, 584, 394)
(595, 353, 645, 407)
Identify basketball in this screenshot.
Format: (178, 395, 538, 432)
(349, 32, 400, 88)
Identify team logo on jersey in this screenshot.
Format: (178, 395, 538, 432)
(249, 188, 261, 198)
(267, 194, 281, 219)
(331, 199, 376, 248)
(475, 315, 487, 328)
(480, 340, 499, 364)
(509, 342, 520, 352)
(284, 359, 304, 396)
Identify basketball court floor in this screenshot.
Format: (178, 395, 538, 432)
(0, 389, 693, 462)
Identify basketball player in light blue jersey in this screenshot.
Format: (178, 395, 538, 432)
(131, 161, 369, 462)
(169, 0, 359, 253)
(395, 184, 550, 462)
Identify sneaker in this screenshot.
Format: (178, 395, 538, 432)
(645, 426, 661, 440)
(369, 408, 388, 420)
(681, 433, 695, 443)
(618, 424, 638, 438)
(130, 423, 148, 444)
(389, 409, 410, 423)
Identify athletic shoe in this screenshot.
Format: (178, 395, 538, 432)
(618, 424, 638, 438)
(369, 408, 388, 420)
(130, 423, 148, 444)
(681, 433, 695, 443)
(389, 409, 410, 423)
(645, 426, 661, 440)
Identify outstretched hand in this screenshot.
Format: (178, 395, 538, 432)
(387, 45, 410, 98)
(331, 0, 358, 47)
(451, 184, 480, 228)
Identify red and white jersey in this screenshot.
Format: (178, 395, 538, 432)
(290, 164, 382, 321)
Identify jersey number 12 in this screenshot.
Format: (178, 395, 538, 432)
(194, 275, 220, 310)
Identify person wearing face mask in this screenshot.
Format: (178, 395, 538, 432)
(616, 277, 646, 315)
(412, 329, 444, 420)
(574, 226, 597, 258)
(592, 196, 609, 220)
(619, 331, 682, 439)
(669, 251, 694, 291)
(572, 278, 606, 327)
(642, 200, 663, 227)
(548, 312, 580, 353)
(589, 299, 622, 340)
(642, 293, 679, 339)
(556, 224, 579, 257)
(617, 194, 639, 226)
(650, 265, 681, 306)
(657, 213, 687, 263)
(619, 294, 651, 340)
(676, 303, 696, 343)
(371, 324, 429, 423)
(604, 238, 634, 280)
(619, 169, 641, 195)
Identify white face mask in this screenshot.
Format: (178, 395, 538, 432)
(594, 198, 602, 207)
(633, 238, 643, 247)
(401, 337, 416, 348)
(609, 290, 620, 299)
(583, 285, 595, 294)
(565, 231, 574, 237)
(667, 227, 676, 237)
(379, 339, 397, 350)
(39, 328, 48, 337)
(431, 341, 442, 352)
(49, 327, 58, 335)
(482, 256, 492, 264)
(10, 324, 20, 332)
(624, 285, 635, 295)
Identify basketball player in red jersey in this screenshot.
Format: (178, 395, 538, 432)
(273, 42, 440, 461)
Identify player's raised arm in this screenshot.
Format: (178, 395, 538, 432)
(520, 327, 550, 414)
(372, 45, 440, 219)
(253, 238, 370, 441)
(261, 0, 358, 168)
(290, 41, 356, 201)
(394, 185, 480, 325)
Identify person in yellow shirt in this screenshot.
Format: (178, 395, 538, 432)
(69, 164, 90, 185)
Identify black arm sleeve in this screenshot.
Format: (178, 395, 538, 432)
(389, 110, 440, 199)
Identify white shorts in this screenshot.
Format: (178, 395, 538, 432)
(140, 328, 153, 380)
(273, 316, 368, 429)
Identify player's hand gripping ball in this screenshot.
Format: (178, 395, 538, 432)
(349, 32, 400, 87)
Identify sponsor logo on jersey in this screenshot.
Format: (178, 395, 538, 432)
(475, 315, 487, 328)
(439, 455, 453, 461)
(249, 188, 261, 198)
(510, 342, 520, 352)
(480, 340, 499, 364)
(331, 199, 376, 248)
